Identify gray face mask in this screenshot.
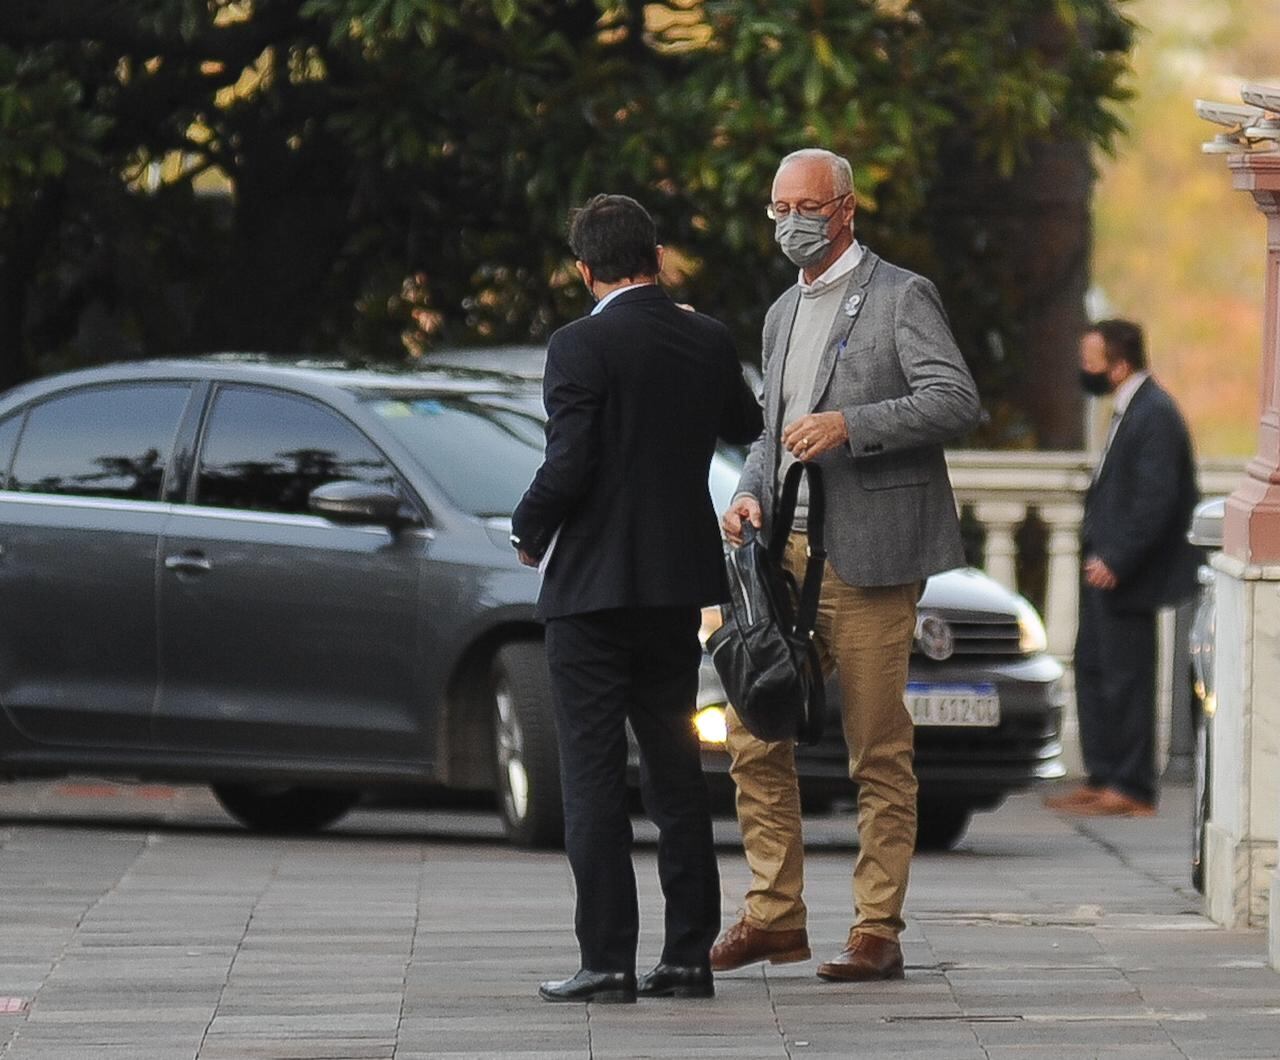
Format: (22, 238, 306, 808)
(774, 212, 833, 269)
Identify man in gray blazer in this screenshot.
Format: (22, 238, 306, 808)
(713, 148, 981, 982)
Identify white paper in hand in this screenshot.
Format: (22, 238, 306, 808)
(538, 526, 562, 577)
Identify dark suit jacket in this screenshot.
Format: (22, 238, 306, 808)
(1083, 376, 1202, 612)
(512, 285, 763, 620)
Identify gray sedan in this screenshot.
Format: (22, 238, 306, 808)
(0, 357, 557, 840)
(0, 356, 1063, 849)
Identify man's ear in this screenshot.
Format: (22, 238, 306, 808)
(575, 260, 593, 292)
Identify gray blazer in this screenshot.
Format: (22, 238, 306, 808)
(738, 249, 981, 587)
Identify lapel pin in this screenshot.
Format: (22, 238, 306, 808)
(844, 293, 862, 318)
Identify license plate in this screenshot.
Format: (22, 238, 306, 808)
(906, 682, 1000, 727)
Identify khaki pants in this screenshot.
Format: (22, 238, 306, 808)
(725, 532, 919, 940)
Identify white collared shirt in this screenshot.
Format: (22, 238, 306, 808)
(798, 240, 864, 295)
(1096, 370, 1150, 477)
(590, 281, 654, 315)
(1112, 370, 1149, 417)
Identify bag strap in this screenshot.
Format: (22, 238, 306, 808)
(796, 639, 826, 745)
(770, 462, 826, 643)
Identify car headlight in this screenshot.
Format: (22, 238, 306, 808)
(693, 705, 728, 745)
(698, 605, 723, 647)
(1201, 691, 1217, 719)
(1014, 596, 1048, 655)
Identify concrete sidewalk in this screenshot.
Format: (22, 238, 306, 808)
(0, 779, 1275, 1059)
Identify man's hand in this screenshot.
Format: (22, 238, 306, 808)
(782, 411, 848, 461)
(722, 495, 763, 547)
(1084, 555, 1118, 591)
(517, 549, 540, 568)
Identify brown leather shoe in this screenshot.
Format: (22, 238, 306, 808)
(709, 918, 810, 971)
(1044, 784, 1103, 810)
(816, 931, 905, 982)
(1069, 788, 1156, 817)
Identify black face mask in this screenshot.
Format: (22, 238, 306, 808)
(1079, 370, 1113, 397)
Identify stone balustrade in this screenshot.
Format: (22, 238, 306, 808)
(948, 450, 1245, 775)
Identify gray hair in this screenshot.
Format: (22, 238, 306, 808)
(774, 148, 854, 197)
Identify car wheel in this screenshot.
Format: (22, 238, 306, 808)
(492, 641, 564, 849)
(211, 784, 358, 834)
(915, 801, 972, 852)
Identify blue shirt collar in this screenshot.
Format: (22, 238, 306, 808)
(590, 281, 656, 315)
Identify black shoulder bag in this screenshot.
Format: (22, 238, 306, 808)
(706, 461, 826, 745)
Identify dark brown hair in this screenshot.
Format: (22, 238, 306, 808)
(1088, 318, 1147, 371)
(567, 194, 659, 283)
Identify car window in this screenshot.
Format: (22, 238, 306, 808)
(196, 387, 397, 515)
(368, 390, 747, 519)
(8, 384, 191, 501)
(0, 413, 22, 489)
(367, 394, 546, 518)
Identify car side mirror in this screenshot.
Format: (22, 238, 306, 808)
(1189, 496, 1225, 550)
(308, 480, 408, 529)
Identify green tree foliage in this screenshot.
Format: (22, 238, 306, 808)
(0, 0, 1133, 433)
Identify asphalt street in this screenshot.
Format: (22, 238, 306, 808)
(0, 778, 1275, 1059)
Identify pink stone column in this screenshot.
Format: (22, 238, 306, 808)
(1224, 154, 1280, 564)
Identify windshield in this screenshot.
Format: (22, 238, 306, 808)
(369, 394, 546, 517)
(368, 391, 748, 519)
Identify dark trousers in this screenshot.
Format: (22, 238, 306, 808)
(543, 606, 720, 973)
(1074, 583, 1158, 804)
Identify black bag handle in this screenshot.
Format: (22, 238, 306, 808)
(769, 461, 826, 646)
(726, 462, 827, 747)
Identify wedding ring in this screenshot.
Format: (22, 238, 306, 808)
(802, 437, 811, 448)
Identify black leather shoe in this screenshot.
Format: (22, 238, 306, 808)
(637, 963, 714, 999)
(538, 969, 637, 1003)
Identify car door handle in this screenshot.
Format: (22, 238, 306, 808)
(164, 552, 213, 574)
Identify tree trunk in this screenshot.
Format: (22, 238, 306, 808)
(0, 261, 28, 392)
(192, 128, 355, 355)
(929, 138, 1092, 450)
(1007, 140, 1092, 450)
(0, 185, 65, 391)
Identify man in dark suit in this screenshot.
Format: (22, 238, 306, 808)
(511, 194, 762, 1003)
(1049, 319, 1201, 817)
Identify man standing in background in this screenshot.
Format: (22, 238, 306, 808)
(1048, 319, 1201, 817)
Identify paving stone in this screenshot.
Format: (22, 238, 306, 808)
(1, 780, 1278, 1057)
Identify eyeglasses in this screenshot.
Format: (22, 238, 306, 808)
(766, 193, 850, 221)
